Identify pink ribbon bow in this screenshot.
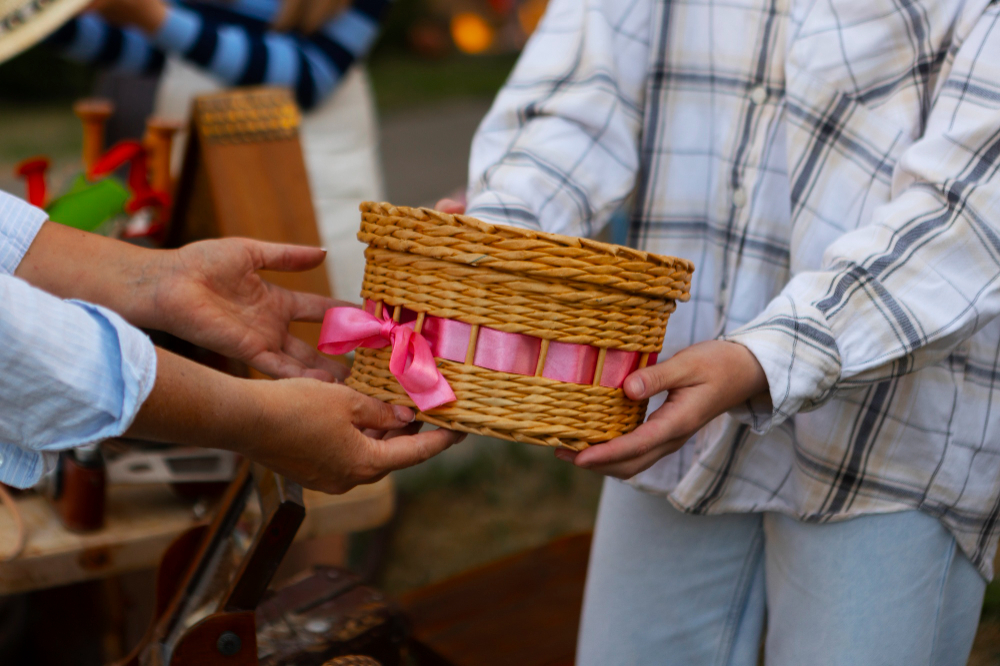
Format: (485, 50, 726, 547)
(318, 307, 456, 411)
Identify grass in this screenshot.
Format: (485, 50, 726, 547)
(0, 104, 81, 162)
(368, 53, 518, 112)
(375, 436, 603, 595)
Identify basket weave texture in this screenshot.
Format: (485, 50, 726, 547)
(346, 203, 694, 450)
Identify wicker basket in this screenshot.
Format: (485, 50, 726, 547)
(346, 202, 694, 451)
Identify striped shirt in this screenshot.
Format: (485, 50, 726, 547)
(467, 0, 1000, 577)
(0, 192, 156, 488)
(48, 0, 391, 109)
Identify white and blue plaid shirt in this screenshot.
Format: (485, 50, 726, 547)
(467, 0, 1000, 577)
(0, 191, 156, 488)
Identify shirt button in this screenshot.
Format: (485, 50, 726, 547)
(732, 187, 748, 208)
(750, 85, 767, 105)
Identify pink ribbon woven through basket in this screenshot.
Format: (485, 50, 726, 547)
(318, 301, 658, 411)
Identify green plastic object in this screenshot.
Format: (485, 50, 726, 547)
(46, 174, 129, 235)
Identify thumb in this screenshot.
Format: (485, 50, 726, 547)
(369, 428, 466, 472)
(350, 393, 416, 431)
(623, 355, 691, 400)
(249, 239, 327, 272)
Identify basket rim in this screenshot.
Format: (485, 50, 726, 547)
(361, 202, 696, 274)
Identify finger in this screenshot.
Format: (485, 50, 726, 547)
(573, 403, 691, 468)
(248, 349, 319, 380)
(284, 335, 350, 381)
(351, 393, 415, 431)
(435, 199, 466, 215)
(383, 422, 424, 440)
(554, 448, 578, 464)
(623, 355, 692, 400)
(582, 441, 686, 479)
(370, 428, 466, 471)
(248, 239, 328, 273)
(286, 290, 348, 322)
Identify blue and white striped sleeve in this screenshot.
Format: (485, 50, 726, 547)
(0, 191, 157, 489)
(151, 0, 390, 109)
(47, 14, 166, 76)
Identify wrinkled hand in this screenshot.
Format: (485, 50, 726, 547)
(152, 238, 348, 382)
(244, 379, 465, 494)
(88, 0, 166, 32)
(555, 340, 770, 479)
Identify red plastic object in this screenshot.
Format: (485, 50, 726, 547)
(89, 140, 171, 227)
(15, 157, 50, 207)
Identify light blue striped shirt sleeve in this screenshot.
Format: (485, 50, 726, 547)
(0, 191, 157, 488)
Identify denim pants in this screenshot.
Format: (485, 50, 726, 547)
(577, 480, 986, 666)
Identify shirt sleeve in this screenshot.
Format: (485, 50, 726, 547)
(0, 276, 157, 488)
(46, 14, 167, 76)
(464, 0, 653, 238)
(0, 190, 47, 276)
(723, 4, 1000, 433)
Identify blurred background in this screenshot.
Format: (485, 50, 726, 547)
(3, 0, 1000, 663)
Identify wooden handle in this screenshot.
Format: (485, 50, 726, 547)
(144, 117, 182, 193)
(73, 98, 114, 173)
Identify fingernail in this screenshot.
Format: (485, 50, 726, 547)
(554, 450, 571, 462)
(393, 405, 415, 423)
(625, 376, 645, 398)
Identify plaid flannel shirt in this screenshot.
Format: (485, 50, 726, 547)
(466, 0, 1000, 577)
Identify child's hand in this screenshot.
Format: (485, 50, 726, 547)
(555, 340, 770, 479)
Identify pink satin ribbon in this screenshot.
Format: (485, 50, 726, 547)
(319, 307, 456, 411)
(335, 302, 661, 390)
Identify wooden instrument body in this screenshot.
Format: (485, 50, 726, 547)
(113, 462, 305, 666)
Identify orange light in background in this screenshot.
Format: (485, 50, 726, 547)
(517, 0, 548, 35)
(451, 12, 494, 54)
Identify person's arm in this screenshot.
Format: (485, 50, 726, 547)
(463, 0, 652, 238)
(46, 13, 166, 76)
(14, 215, 346, 381)
(130, 348, 462, 494)
(71, 0, 391, 110)
(561, 2, 1000, 478)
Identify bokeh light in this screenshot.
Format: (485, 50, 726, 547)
(451, 12, 495, 55)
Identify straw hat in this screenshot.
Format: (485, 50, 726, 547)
(0, 0, 90, 64)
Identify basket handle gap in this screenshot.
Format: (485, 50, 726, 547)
(592, 348, 608, 387)
(534, 339, 550, 377)
(465, 325, 480, 366)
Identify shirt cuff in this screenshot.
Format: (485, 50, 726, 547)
(66, 300, 159, 441)
(0, 190, 47, 276)
(152, 5, 201, 54)
(466, 191, 543, 231)
(722, 294, 843, 434)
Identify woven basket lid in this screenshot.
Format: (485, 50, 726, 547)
(360, 202, 694, 302)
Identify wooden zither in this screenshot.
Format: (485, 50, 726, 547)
(343, 203, 694, 451)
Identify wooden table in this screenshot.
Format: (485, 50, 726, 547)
(0, 477, 394, 595)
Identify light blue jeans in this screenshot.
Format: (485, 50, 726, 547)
(577, 480, 986, 666)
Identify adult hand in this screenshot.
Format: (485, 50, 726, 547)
(16, 224, 345, 381)
(88, 0, 167, 33)
(554, 340, 770, 479)
(151, 238, 349, 382)
(129, 349, 465, 494)
(242, 378, 464, 493)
